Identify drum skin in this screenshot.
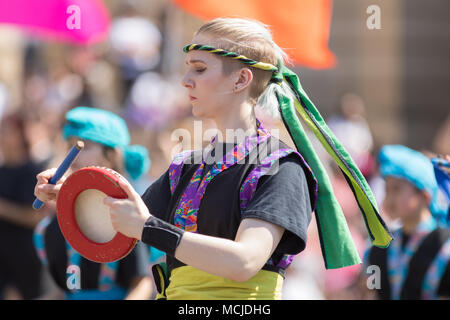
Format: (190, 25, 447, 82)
(57, 167, 137, 263)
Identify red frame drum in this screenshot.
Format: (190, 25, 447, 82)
(57, 167, 137, 263)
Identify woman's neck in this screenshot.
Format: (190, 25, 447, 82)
(212, 102, 256, 143)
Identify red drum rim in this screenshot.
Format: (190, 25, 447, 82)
(57, 167, 137, 263)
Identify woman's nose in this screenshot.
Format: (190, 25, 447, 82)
(181, 73, 194, 88)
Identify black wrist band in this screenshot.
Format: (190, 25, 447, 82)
(141, 216, 185, 256)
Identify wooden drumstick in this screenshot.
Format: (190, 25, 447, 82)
(33, 140, 84, 210)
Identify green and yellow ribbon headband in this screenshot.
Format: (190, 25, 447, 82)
(184, 44, 393, 269)
(183, 44, 278, 72)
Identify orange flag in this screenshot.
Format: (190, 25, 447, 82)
(173, 0, 336, 69)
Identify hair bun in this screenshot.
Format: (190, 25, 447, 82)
(123, 145, 151, 180)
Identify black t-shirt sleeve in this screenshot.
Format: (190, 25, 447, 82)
(141, 169, 171, 221)
(241, 155, 313, 255)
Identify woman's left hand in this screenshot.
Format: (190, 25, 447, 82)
(103, 178, 151, 240)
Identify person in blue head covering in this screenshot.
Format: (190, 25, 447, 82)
(364, 145, 450, 300)
(378, 145, 448, 226)
(62, 106, 150, 181)
(33, 106, 153, 300)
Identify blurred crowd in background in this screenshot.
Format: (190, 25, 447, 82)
(0, 0, 448, 300)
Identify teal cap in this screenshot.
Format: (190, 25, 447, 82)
(63, 106, 130, 148)
(63, 106, 150, 180)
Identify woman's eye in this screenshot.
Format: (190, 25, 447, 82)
(196, 69, 206, 73)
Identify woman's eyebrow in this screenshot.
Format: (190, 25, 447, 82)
(185, 59, 206, 65)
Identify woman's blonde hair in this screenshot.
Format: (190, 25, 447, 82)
(195, 17, 296, 118)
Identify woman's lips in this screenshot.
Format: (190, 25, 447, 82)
(189, 95, 197, 101)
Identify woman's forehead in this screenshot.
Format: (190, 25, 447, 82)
(185, 34, 222, 64)
(185, 49, 220, 65)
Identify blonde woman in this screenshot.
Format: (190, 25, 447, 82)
(35, 18, 391, 300)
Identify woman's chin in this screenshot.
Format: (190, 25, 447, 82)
(191, 102, 218, 119)
(191, 103, 205, 118)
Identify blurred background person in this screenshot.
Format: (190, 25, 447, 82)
(33, 106, 153, 300)
(0, 111, 47, 299)
(363, 145, 449, 300)
(327, 93, 375, 179)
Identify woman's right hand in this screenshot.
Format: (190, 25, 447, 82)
(34, 168, 66, 204)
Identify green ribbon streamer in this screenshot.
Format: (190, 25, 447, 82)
(273, 64, 393, 269)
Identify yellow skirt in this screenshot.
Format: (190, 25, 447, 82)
(165, 266, 284, 300)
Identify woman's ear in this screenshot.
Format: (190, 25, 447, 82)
(233, 67, 253, 93)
